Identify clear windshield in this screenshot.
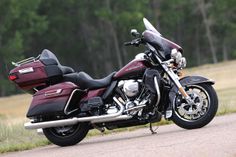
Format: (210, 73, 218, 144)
(143, 18, 161, 36)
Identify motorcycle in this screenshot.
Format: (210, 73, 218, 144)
(8, 18, 218, 146)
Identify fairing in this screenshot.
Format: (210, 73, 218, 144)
(143, 30, 182, 60)
(142, 18, 183, 60)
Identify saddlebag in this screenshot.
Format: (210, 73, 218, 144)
(26, 82, 85, 118)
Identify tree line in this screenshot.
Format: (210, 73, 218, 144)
(0, 0, 235, 96)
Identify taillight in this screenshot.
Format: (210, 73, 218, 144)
(8, 74, 17, 81)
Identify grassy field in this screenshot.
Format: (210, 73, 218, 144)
(184, 60, 236, 114)
(0, 60, 236, 153)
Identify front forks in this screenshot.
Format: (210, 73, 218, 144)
(161, 63, 193, 104)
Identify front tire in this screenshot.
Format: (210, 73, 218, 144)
(172, 83, 218, 129)
(43, 122, 89, 146)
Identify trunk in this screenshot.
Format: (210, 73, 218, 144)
(105, 0, 123, 68)
(80, 24, 99, 77)
(109, 22, 123, 68)
(98, 20, 114, 74)
(0, 58, 6, 96)
(195, 25, 201, 65)
(122, 46, 128, 64)
(222, 39, 228, 61)
(197, 0, 218, 63)
(149, 0, 162, 30)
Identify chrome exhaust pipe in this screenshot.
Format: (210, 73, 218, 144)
(24, 97, 132, 130)
(91, 115, 132, 123)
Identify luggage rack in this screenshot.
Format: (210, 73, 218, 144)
(12, 55, 40, 67)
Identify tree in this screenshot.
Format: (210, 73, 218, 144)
(0, 0, 47, 96)
(196, 0, 218, 63)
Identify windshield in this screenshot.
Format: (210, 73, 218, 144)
(143, 18, 161, 36)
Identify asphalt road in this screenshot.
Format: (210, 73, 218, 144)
(2, 114, 236, 157)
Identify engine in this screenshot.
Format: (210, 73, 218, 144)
(119, 79, 153, 116)
(123, 80, 140, 97)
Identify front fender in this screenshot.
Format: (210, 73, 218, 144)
(178, 75, 215, 86)
(169, 75, 215, 97)
(166, 76, 215, 118)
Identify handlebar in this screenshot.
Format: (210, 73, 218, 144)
(124, 38, 142, 47)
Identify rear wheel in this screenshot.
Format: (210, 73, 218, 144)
(43, 122, 89, 146)
(172, 83, 218, 129)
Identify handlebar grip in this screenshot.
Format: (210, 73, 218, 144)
(124, 42, 132, 46)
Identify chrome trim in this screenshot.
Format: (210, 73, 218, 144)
(91, 115, 132, 123)
(36, 129, 44, 135)
(64, 89, 81, 115)
(19, 67, 34, 74)
(44, 89, 62, 97)
(12, 55, 41, 67)
(161, 63, 192, 103)
(165, 110, 172, 119)
(12, 57, 36, 67)
(24, 97, 132, 130)
(124, 104, 146, 112)
(33, 88, 39, 92)
(154, 76, 161, 106)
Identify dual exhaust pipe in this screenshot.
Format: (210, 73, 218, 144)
(24, 97, 132, 130)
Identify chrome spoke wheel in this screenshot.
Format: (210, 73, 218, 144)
(174, 85, 210, 122)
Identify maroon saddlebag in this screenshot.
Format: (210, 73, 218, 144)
(26, 82, 85, 118)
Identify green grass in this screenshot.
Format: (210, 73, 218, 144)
(0, 121, 50, 153)
(216, 87, 236, 115)
(0, 119, 172, 154)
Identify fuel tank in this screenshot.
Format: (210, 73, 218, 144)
(114, 59, 151, 80)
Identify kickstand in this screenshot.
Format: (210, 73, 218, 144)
(92, 124, 105, 134)
(149, 123, 158, 134)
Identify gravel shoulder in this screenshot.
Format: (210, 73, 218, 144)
(1, 114, 236, 157)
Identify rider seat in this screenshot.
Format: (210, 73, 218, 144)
(63, 72, 116, 90)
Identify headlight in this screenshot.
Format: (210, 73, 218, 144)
(171, 49, 186, 68)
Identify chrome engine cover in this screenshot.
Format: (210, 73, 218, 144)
(123, 80, 139, 97)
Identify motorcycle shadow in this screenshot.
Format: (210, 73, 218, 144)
(44, 125, 188, 151)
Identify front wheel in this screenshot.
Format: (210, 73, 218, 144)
(172, 83, 218, 129)
(43, 122, 90, 146)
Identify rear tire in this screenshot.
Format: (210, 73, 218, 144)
(43, 122, 89, 146)
(172, 83, 218, 129)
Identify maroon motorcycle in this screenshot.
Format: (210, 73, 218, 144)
(9, 18, 218, 146)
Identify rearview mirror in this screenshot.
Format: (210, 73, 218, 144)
(130, 29, 140, 37)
